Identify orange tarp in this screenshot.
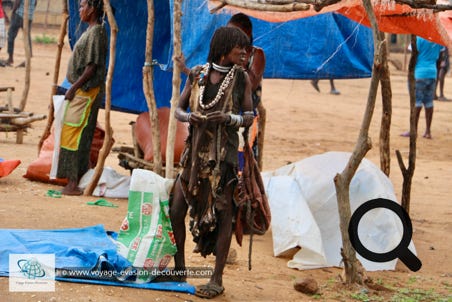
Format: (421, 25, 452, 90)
(439, 10, 452, 43)
(209, 0, 451, 48)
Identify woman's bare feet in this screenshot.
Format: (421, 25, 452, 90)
(61, 182, 83, 196)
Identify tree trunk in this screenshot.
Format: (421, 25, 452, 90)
(334, 0, 386, 284)
(38, 0, 69, 153)
(165, 0, 183, 179)
(143, 0, 162, 176)
(84, 0, 117, 195)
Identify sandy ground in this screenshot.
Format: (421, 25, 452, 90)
(0, 27, 451, 301)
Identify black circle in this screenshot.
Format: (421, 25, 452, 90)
(348, 198, 412, 262)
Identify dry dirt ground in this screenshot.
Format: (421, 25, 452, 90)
(0, 26, 451, 302)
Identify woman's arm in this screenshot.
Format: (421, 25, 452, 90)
(241, 72, 254, 128)
(175, 77, 192, 122)
(247, 47, 265, 92)
(64, 63, 96, 101)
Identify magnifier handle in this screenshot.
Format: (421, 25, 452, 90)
(399, 249, 422, 272)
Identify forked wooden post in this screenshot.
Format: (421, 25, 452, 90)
(334, 0, 386, 285)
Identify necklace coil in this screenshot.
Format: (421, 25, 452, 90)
(198, 64, 237, 110)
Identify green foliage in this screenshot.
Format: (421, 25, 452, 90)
(34, 34, 57, 44)
(350, 292, 385, 301)
(390, 288, 451, 302)
(346, 286, 451, 302)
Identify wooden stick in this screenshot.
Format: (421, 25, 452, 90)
(397, 35, 418, 214)
(379, 34, 392, 176)
(210, 0, 452, 13)
(256, 101, 266, 171)
(210, 0, 309, 13)
(19, 0, 31, 112)
(84, 0, 117, 196)
(143, 0, 163, 176)
(38, 0, 69, 153)
(165, 0, 183, 179)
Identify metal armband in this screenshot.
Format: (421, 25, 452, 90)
(226, 114, 243, 127)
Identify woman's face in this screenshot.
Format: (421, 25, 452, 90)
(224, 46, 247, 66)
(79, 0, 93, 22)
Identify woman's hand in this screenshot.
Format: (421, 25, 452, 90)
(188, 66, 204, 84)
(206, 111, 229, 125)
(65, 87, 76, 101)
(189, 112, 207, 126)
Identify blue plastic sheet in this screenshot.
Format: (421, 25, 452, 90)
(0, 225, 195, 293)
(66, 0, 373, 114)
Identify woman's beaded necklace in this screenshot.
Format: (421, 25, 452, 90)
(198, 63, 237, 110)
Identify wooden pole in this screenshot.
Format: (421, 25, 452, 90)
(45, 0, 51, 29)
(256, 101, 266, 171)
(396, 34, 418, 214)
(19, 0, 31, 112)
(334, 0, 386, 285)
(143, 0, 163, 176)
(38, 0, 68, 153)
(379, 33, 392, 176)
(84, 0, 117, 195)
(165, 0, 182, 179)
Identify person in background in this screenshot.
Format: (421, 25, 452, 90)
(434, 47, 449, 102)
(56, 0, 108, 195)
(310, 78, 340, 95)
(226, 13, 265, 165)
(6, 0, 37, 66)
(0, 0, 8, 49)
(227, 13, 265, 110)
(401, 36, 442, 139)
(170, 26, 253, 299)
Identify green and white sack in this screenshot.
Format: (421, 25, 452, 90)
(116, 169, 177, 282)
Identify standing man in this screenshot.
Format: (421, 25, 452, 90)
(434, 47, 449, 102)
(402, 37, 442, 139)
(0, 0, 8, 53)
(6, 0, 37, 66)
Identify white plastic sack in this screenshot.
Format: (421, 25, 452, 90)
(79, 167, 130, 198)
(262, 151, 417, 271)
(116, 169, 176, 282)
(49, 95, 68, 179)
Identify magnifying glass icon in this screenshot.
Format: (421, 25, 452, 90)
(348, 198, 422, 272)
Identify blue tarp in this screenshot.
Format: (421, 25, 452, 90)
(67, 0, 373, 114)
(0, 224, 195, 293)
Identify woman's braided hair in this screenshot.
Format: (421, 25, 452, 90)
(207, 26, 250, 64)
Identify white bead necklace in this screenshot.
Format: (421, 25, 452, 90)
(198, 63, 237, 110)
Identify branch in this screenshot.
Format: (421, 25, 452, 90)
(210, 0, 309, 13)
(210, 0, 452, 13)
